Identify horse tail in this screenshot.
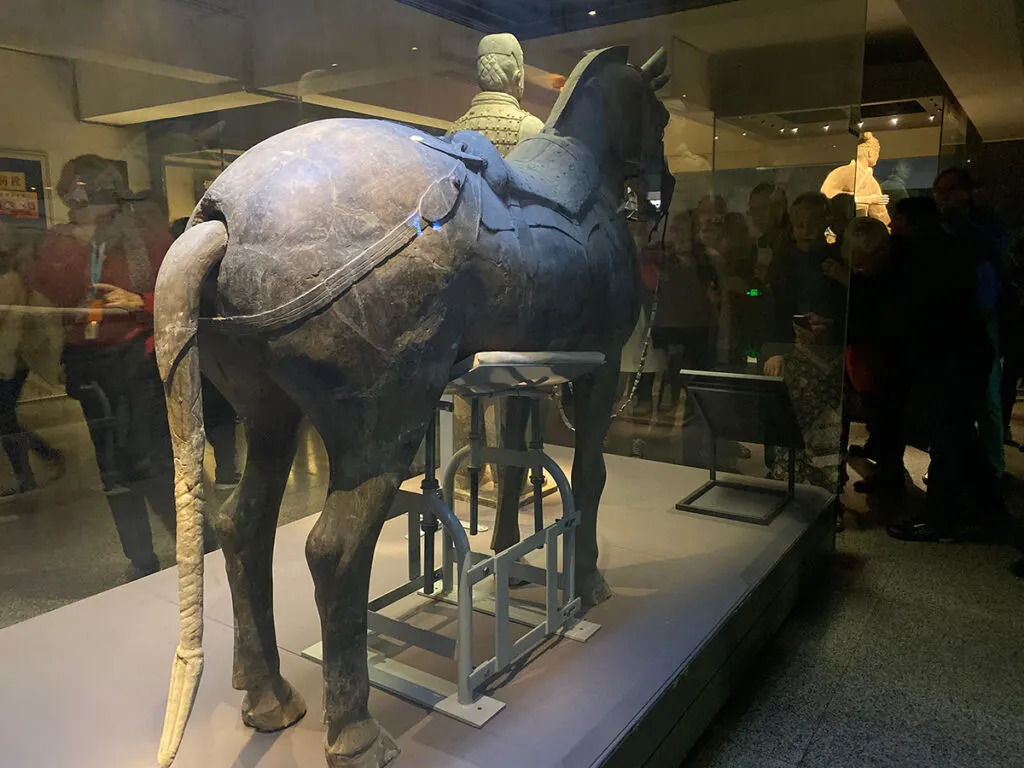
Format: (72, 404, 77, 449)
(154, 219, 228, 768)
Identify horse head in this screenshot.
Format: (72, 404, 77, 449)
(545, 46, 673, 217)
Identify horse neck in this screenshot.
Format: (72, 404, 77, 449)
(549, 115, 627, 203)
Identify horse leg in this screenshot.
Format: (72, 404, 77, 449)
(570, 364, 618, 608)
(306, 473, 400, 768)
(206, 379, 306, 730)
(491, 396, 531, 552)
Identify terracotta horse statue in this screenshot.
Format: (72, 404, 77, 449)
(155, 46, 671, 768)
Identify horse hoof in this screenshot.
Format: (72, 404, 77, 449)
(241, 677, 307, 732)
(578, 569, 613, 609)
(326, 722, 399, 768)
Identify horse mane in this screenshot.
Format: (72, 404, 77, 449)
(543, 46, 630, 136)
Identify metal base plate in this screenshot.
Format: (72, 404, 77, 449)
(432, 584, 600, 644)
(676, 479, 791, 526)
(561, 618, 601, 642)
(301, 642, 505, 728)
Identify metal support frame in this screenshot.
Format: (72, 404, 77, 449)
(674, 397, 795, 525)
(303, 381, 600, 728)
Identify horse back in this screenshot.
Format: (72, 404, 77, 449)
(193, 119, 465, 321)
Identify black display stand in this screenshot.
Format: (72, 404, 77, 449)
(675, 369, 804, 525)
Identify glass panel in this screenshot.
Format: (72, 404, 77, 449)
(1, 0, 866, 625)
(938, 97, 969, 171)
(858, 97, 944, 214)
(554, 0, 868, 502)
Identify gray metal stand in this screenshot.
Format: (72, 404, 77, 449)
(303, 353, 604, 727)
(675, 437, 796, 525)
(673, 369, 803, 526)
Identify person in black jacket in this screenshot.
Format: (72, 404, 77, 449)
(886, 197, 1002, 542)
(998, 238, 1024, 445)
(844, 217, 908, 495)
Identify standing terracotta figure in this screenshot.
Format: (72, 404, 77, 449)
(449, 33, 544, 155)
(448, 33, 545, 510)
(821, 132, 890, 227)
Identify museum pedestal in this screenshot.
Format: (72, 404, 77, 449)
(0, 447, 833, 768)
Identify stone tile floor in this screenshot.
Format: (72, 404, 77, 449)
(683, 421, 1024, 768)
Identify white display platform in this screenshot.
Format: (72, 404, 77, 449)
(0, 448, 833, 768)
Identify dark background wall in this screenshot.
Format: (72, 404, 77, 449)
(973, 139, 1024, 237)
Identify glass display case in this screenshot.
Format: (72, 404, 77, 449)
(549, 0, 867, 507)
(0, 2, 874, 768)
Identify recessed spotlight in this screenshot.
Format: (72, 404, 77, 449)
(890, 117, 899, 126)
(857, 121, 864, 129)
(331, 63, 338, 67)
(742, 132, 747, 136)
(790, 127, 799, 134)
(588, 9, 597, 16)
(779, 128, 785, 134)
(929, 115, 936, 121)
(714, 135, 719, 141)
(411, 46, 419, 52)
(823, 124, 830, 131)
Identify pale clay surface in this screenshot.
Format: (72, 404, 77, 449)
(448, 33, 545, 156)
(820, 131, 891, 227)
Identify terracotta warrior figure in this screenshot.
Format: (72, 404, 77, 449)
(448, 33, 545, 506)
(821, 132, 890, 227)
(449, 33, 544, 156)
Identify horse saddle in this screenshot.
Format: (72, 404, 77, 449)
(419, 131, 601, 222)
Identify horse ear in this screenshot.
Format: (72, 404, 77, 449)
(641, 48, 668, 81)
(651, 71, 671, 91)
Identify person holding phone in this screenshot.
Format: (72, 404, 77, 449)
(758, 194, 847, 493)
(763, 193, 846, 375)
(33, 155, 176, 578)
(764, 308, 844, 492)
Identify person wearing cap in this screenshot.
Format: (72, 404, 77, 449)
(33, 154, 175, 578)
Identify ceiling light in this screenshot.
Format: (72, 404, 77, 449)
(714, 135, 719, 141)
(411, 46, 419, 52)
(331, 63, 338, 67)
(823, 124, 830, 131)
(588, 9, 597, 15)
(742, 132, 747, 136)
(929, 115, 936, 121)
(790, 127, 798, 134)
(857, 121, 864, 129)
(890, 117, 899, 126)
(779, 128, 785, 134)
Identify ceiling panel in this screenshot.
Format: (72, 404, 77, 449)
(897, 0, 1024, 140)
(394, 0, 735, 38)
